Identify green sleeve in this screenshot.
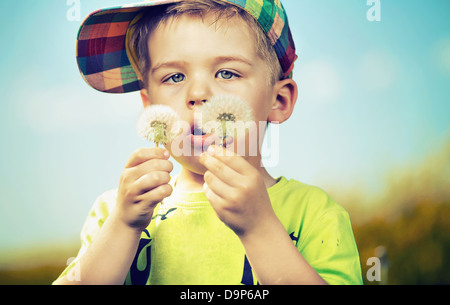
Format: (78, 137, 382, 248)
(298, 207, 363, 285)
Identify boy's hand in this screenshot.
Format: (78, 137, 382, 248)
(114, 148, 173, 232)
(199, 145, 277, 238)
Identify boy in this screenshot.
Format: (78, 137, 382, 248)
(55, 0, 363, 285)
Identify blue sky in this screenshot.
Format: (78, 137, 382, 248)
(0, 0, 449, 250)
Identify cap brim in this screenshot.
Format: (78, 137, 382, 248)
(76, 1, 182, 94)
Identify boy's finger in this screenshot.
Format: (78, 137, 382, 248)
(134, 171, 172, 195)
(203, 170, 234, 200)
(203, 182, 228, 212)
(136, 159, 174, 176)
(125, 147, 170, 168)
(205, 145, 252, 175)
(199, 152, 242, 187)
(125, 159, 173, 183)
(135, 183, 173, 206)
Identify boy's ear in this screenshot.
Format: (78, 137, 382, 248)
(268, 78, 298, 124)
(140, 89, 151, 108)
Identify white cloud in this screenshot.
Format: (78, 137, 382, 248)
(297, 60, 342, 103)
(18, 84, 142, 133)
(358, 49, 399, 92)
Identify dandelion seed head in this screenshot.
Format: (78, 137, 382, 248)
(198, 95, 255, 140)
(137, 105, 181, 145)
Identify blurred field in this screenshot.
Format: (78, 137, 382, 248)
(346, 138, 450, 284)
(1, 139, 449, 285)
(0, 241, 79, 285)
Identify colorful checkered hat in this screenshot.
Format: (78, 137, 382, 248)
(76, 0, 297, 94)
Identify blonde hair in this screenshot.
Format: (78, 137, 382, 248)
(128, 0, 282, 88)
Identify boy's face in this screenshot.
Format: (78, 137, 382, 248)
(143, 13, 280, 174)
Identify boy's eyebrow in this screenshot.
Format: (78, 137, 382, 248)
(214, 56, 254, 67)
(151, 60, 189, 74)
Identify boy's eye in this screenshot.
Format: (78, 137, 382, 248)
(165, 73, 185, 83)
(217, 70, 238, 80)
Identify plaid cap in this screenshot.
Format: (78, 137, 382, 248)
(76, 0, 298, 94)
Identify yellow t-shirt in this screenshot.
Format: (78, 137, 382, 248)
(56, 177, 363, 285)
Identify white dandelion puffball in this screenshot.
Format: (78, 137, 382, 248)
(137, 105, 181, 145)
(199, 95, 255, 141)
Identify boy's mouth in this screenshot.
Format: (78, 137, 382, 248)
(190, 124, 211, 148)
(188, 123, 235, 150)
(191, 125, 206, 136)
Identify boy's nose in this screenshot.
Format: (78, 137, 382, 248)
(187, 99, 207, 108)
(186, 78, 211, 109)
